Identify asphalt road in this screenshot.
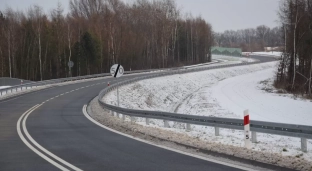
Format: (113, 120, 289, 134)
(0, 56, 275, 171)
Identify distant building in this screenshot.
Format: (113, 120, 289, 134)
(211, 46, 242, 57)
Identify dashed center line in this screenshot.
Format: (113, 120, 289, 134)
(41, 82, 107, 104)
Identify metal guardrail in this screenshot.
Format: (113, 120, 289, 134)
(0, 60, 223, 98)
(0, 73, 109, 97)
(98, 61, 311, 152)
(0, 68, 176, 97)
(0, 61, 220, 97)
(0, 77, 34, 86)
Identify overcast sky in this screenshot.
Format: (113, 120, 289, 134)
(0, 0, 280, 32)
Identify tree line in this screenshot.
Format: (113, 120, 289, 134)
(0, 0, 213, 81)
(214, 25, 283, 52)
(276, 0, 312, 96)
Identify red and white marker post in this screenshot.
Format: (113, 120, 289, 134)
(244, 110, 252, 149)
(108, 82, 110, 86)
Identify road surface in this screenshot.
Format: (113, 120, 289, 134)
(0, 56, 275, 171)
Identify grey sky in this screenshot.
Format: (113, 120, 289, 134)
(0, 0, 280, 32)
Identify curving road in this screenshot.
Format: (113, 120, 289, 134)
(0, 56, 275, 171)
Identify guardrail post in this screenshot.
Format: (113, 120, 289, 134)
(130, 116, 135, 124)
(301, 138, 307, 152)
(215, 127, 220, 136)
(164, 120, 169, 128)
(146, 118, 149, 125)
(251, 131, 257, 143)
(186, 123, 191, 132)
(244, 110, 252, 149)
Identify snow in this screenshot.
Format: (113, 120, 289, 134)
(243, 51, 282, 57)
(102, 60, 312, 163)
(90, 97, 312, 171)
(212, 55, 258, 63)
(212, 68, 312, 125)
(0, 86, 10, 90)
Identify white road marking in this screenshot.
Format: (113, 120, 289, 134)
(22, 104, 83, 171)
(17, 105, 70, 171)
(82, 105, 254, 171)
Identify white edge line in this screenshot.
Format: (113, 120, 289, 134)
(82, 105, 254, 171)
(17, 105, 70, 171)
(22, 104, 83, 171)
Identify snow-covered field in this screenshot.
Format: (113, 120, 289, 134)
(211, 69, 312, 125)
(243, 51, 282, 57)
(103, 59, 312, 162)
(212, 55, 258, 63)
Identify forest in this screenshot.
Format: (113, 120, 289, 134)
(214, 25, 283, 52)
(0, 0, 213, 81)
(276, 0, 312, 96)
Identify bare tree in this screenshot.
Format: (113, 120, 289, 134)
(256, 25, 270, 49)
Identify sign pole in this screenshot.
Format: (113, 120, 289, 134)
(117, 80, 120, 107)
(110, 64, 124, 119)
(116, 79, 120, 118)
(68, 61, 74, 80)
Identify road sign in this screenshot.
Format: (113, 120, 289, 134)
(110, 64, 124, 78)
(68, 61, 74, 68)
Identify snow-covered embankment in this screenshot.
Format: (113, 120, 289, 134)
(100, 59, 312, 169)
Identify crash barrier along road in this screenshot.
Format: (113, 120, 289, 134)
(98, 59, 311, 153)
(0, 60, 221, 98)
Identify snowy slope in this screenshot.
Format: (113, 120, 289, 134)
(243, 51, 282, 57)
(103, 59, 312, 161)
(252, 51, 282, 56)
(212, 55, 258, 63)
(212, 68, 312, 125)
